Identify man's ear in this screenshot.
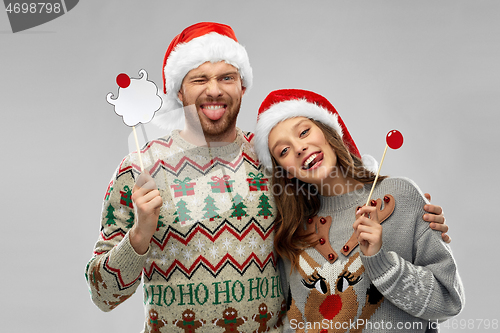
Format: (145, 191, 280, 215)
(241, 85, 247, 96)
(177, 89, 184, 103)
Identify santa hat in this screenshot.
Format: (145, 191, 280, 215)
(153, 22, 252, 128)
(254, 89, 377, 173)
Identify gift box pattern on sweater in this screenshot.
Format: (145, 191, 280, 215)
(86, 129, 284, 333)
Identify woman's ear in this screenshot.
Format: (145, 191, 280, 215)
(286, 171, 294, 179)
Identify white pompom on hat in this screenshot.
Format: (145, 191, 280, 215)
(254, 89, 377, 173)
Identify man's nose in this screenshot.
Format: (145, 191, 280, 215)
(205, 79, 222, 97)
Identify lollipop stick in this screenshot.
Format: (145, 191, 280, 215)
(365, 144, 388, 206)
(132, 126, 145, 172)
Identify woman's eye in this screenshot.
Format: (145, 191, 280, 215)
(300, 129, 310, 137)
(280, 147, 289, 156)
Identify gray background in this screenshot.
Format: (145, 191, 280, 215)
(1, 1, 498, 332)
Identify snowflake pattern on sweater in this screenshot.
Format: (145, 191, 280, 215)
(86, 129, 283, 333)
(280, 178, 464, 333)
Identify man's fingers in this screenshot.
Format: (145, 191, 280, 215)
(424, 193, 431, 202)
(135, 171, 157, 190)
(141, 179, 157, 191)
(423, 212, 445, 224)
(149, 192, 163, 209)
(132, 172, 158, 200)
(423, 204, 443, 216)
(132, 186, 162, 210)
(137, 190, 162, 208)
(430, 222, 449, 233)
(442, 234, 451, 244)
(143, 189, 161, 202)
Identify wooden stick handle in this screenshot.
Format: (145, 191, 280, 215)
(365, 144, 388, 206)
(132, 126, 144, 172)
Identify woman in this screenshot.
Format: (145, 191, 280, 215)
(254, 89, 464, 332)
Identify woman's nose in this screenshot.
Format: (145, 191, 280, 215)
(296, 146, 307, 156)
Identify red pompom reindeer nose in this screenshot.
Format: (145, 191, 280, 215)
(319, 294, 342, 320)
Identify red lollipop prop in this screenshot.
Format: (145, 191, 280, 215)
(386, 130, 403, 149)
(365, 130, 404, 206)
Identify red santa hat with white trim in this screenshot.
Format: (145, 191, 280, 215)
(153, 22, 252, 130)
(254, 89, 377, 173)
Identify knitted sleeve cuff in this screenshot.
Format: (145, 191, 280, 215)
(106, 232, 149, 284)
(360, 247, 398, 282)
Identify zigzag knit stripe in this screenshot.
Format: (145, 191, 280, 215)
(150, 218, 275, 250)
(103, 256, 142, 290)
(143, 252, 277, 281)
(99, 219, 274, 250)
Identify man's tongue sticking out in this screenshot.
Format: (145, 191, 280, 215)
(202, 103, 226, 121)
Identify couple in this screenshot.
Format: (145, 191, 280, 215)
(86, 22, 463, 333)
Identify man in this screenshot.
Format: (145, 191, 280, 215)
(86, 22, 450, 332)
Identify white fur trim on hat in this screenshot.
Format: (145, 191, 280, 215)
(254, 99, 343, 173)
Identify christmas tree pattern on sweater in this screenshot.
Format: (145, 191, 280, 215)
(87, 129, 284, 333)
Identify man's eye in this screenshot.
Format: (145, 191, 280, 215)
(280, 147, 289, 156)
(300, 129, 310, 137)
(221, 76, 233, 81)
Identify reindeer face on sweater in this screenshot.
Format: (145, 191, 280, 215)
(288, 251, 384, 332)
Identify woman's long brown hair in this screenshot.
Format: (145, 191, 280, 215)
(270, 119, 387, 268)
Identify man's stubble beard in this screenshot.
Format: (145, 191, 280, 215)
(184, 98, 242, 142)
